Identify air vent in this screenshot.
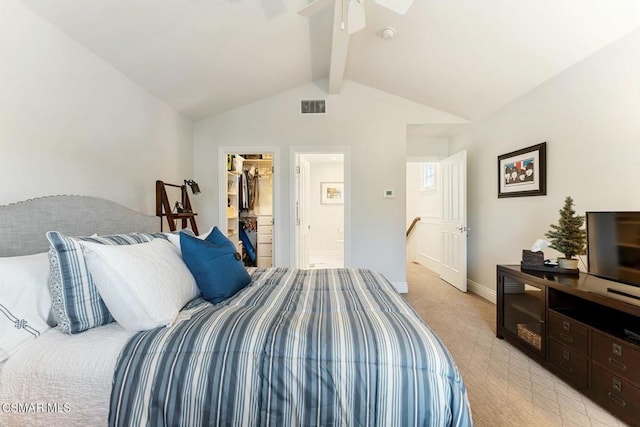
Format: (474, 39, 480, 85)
(300, 99, 326, 114)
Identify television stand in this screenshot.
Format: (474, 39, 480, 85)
(497, 265, 640, 425)
(608, 287, 640, 301)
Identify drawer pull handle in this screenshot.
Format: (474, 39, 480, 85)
(563, 320, 570, 331)
(612, 378, 622, 393)
(560, 361, 573, 373)
(608, 357, 627, 371)
(607, 392, 626, 407)
(562, 349, 571, 361)
(560, 333, 573, 343)
(612, 343, 623, 357)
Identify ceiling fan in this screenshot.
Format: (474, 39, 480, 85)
(298, 0, 414, 34)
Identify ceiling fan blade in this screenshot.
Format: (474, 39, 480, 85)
(348, 0, 366, 34)
(298, 0, 334, 17)
(374, 0, 414, 15)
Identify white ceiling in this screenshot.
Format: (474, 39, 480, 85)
(17, 0, 640, 123)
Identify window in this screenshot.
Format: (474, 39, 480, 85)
(421, 162, 436, 192)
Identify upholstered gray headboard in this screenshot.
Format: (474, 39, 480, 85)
(0, 195, 160, 257)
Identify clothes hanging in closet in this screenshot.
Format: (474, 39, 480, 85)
(240, 215, 257, 232)
(239, 170, 249, 210)
(247, 166, 259, 211)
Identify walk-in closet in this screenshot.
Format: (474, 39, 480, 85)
(226, 153, 273, 267)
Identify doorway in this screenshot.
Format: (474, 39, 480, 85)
(406, 150, 467, 291)
(220, 149, 276, 268)
(293, 150, 348, 269)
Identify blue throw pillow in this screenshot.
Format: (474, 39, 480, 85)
(203, 226, 236, 249)
(180, 228, 251, 304)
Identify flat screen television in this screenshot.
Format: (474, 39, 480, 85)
(587, 211, 640, 288)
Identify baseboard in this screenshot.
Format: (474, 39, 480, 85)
(393, 281, 408, 294)
(468, 279, 496, 304)
(413, 253, 440, 274)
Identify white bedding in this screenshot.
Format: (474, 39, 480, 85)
(0, 323, 135, 427)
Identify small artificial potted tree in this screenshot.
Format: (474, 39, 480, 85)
(545, 196, 586, 270)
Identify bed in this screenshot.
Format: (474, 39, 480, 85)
(0, 195, 472, 426)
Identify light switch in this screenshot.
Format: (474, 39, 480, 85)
(383, 190, 395, 198)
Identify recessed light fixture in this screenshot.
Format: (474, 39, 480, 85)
(380, 26, 396, 40)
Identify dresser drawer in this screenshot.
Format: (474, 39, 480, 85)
(257, 232, 273, 244)
(258, 225, 273, 236)
(257, 216, 272, 226)
(258, 243, 272, 257)
(548, 339, 588, 389)
(590, 362, 640, 424)
(592, 330, 640, 386)
(257, 256, 272, 268)
(548, 311, 588, 355)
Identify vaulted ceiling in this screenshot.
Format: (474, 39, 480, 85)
(17, 0, 640, 123)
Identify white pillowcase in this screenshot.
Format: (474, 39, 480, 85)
(164, 232, 182, 250)
(198, 227, 214, 240)
(163, 229, 198, 252)
(0, 252, 53, 362)
(80, 238, 199, 331)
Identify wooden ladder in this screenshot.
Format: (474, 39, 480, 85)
(155, 180, 199, 235)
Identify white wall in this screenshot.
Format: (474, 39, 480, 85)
(449, 27, 640, 300)
(406, 137, 448, 273)
(309, 161, 344, 253)
(406, 163, 442, 226)
(194, 80, 467, 289)
(406, 162, 442, 272)
(407, 137, 449, 159)
(0, 0, 192, 214)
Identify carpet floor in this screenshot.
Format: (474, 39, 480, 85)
(404, 262, 626, 427)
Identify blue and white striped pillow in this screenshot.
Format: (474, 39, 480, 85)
(46, 231, 168, 334)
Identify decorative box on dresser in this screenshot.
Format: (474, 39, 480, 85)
(497, 265, 640, 425)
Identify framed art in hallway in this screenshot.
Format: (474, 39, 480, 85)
(498, 142, 547, 198)
(321, 182, 344, 204)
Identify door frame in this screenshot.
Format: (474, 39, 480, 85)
(297, 155, 311, 269)
(218, 146, 281, 266)
(290, 146, 351, 268)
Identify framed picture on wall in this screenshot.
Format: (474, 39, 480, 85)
(321, 182, 344, 204)
(498, 142, 547, 198)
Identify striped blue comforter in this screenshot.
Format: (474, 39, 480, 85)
(109, 268, 472, 426)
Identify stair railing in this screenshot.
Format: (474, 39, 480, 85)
(406, 217, 421, 238)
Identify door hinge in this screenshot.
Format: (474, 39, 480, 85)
(296, 166, 300, 174)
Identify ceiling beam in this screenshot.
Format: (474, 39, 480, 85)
(328, 0, 349, 94)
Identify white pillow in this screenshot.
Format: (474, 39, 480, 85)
(80, 239, 199, 331)
(0, 252, 53, 362)
(164, 232, 182, 250)
(198, 227, 214, 240)
(163, 229, 199, 252)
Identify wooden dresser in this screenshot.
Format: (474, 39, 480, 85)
(497, 265, 640, 425)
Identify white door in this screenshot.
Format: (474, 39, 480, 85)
(296, 156, 311, 268)
(440, 150, 467, 291)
